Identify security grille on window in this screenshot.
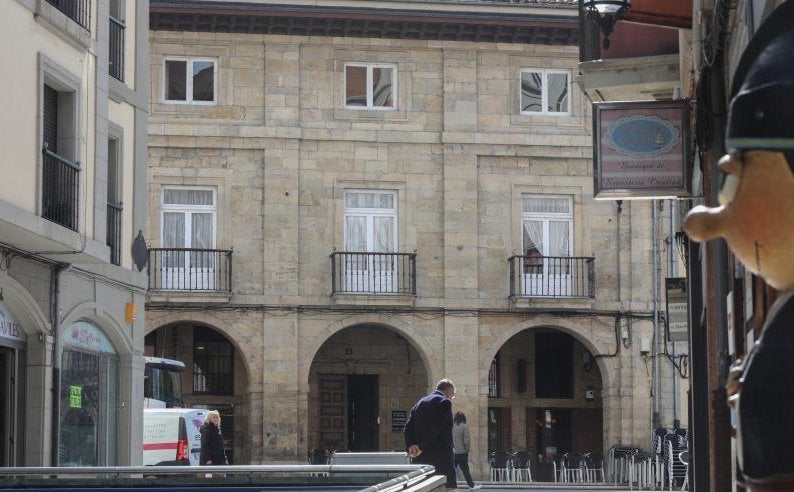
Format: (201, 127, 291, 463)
(193, 326, 234, 395)
(520, 69, 570, 115)
(344, 63, 396, 109)
(164, 58, 216, 103)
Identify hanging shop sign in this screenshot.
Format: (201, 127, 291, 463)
(593, 100, 692, 199)
(63, 320, 116, 354)
(0, 302, 25, 343)
(665, 278, 689, 342)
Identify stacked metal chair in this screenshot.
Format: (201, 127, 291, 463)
(583, 452, 605, 483)
(489, 450, 511, 482)
(510, 450, 533, 482)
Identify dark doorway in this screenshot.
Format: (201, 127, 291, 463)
(535, 332, 573, 398)
(0, 348, 10, 466)
(347, 375, 378, 451)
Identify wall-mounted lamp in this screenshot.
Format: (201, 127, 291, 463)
(583, 0, 631, 50)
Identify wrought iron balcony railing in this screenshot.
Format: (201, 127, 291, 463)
(106, 202, 122, 265)
(46, 0, 91, 30)
(109, 16, 125, 81)
(509, 255, 595, 298)
(42, 145, 80, 231)
(331, 251, 416, 295)
(148, 248, 233, 293)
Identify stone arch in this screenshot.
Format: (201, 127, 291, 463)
(0, 269, 51, 336)
(146, 313, 254, 383)
(60, 301, 134, 355)
(300, 313, 438, 391)
(481, 315, 618, 390)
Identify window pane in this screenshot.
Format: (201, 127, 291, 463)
(165, 60, 187, 101)
(371, 67, 393, 107)
(345, 66, 367, 107)
(522, 196, 571, 215)
(520, 71, 542, 113)
(164, 189, 214, 205)
(373, 216, 394, 252)
(344, 216, 367, 252)
(345, 192, 394, 209)
(547, 73, 569, 113)
(162, 212, 185, 268)
(59, 350, 100, 466)
(549, 220, 570, 257)
(523, 220, 544, 255)
(192, 61, 214, 102)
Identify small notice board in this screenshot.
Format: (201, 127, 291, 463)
(391, 410, 407, 432)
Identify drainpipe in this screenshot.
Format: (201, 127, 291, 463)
(652, 200, 660, 430)
(50, 264, 67, 466)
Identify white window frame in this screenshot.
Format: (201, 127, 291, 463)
(343, 63, 397, 110)
(343, 189, 398, 251)
(519, 69, 571, 116)
(159, 186, 218, 290)
(162, 57, 217, 105)
(520, 194, 575, 297)
(160, 186, 217, 248)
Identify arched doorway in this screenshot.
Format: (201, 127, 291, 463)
(307, 324, 429, 453)
(487, 327, 603, 470)
(145, 322, 250, 464)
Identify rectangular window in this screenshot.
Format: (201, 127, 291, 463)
(164, 58, 216, 104)
(106, 136, 122, 265)
(535, 332, 573, 398)
(108, 0, 126, 82)
(41, 81, 80, 231)
(520, 195, 574, 296)
(488, 354, 501, 398)
(520, 69, 570, 115)
(160, 187, 217, 290)
(344, 63, 396, 109)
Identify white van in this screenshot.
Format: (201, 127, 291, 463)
(143, 408, 207, 466)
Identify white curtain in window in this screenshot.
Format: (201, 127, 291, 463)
(549, 221, 570, 257)
(345, 216, 367, 270)
(523, 220, 544, 255)
(372, 67, 393, 107)
(164, 189, 213, 206)
(546, 73, 569, 113)
(191, 213, 214, 268)
(163, 212, 185, 268)
(373, 216, 394, 252)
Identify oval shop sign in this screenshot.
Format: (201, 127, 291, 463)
(603, 115, 679, 158)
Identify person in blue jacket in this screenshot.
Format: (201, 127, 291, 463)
(404, 379, 457, 489)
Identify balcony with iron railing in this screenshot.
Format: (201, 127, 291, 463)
(148, 248, 233, 293)
(109, 15, 125, 81)
(331, 251, 417, 295)
(46, 0, 91, 30)
(42, 144, 80, 232)
(508, 255, 595, 298)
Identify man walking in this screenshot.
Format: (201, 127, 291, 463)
(404, 379, 457, 489)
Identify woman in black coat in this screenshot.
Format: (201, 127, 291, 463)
(199, 410, 227, 466)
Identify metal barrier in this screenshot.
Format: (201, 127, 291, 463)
(0, 464, 441, 492)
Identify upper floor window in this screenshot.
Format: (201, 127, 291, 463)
(108, 0, 126, 82)
(522, 194, 573, 264)
(344, 63, 396, 110)
(41, 75, 80, 231)
(164, 58, 216, 104)
(106, 135, 122, 265)
(344, 190, 397, 252)
(161, 187, 216, 251)
(520, 69, 570, 115)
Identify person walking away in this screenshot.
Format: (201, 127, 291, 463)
(200, 410, 227, 477)
(452, 412, 479, 489)
(404, 379, 457, 490)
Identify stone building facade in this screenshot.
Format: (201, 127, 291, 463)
(0, 0, 149, 466)
(145, 0, 682, 477)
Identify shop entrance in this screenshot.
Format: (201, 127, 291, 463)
(0, 347, 13, 466)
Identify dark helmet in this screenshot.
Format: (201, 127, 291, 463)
(725, 0, 794, 152)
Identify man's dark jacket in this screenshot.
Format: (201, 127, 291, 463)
(404, 390, 455, 487)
